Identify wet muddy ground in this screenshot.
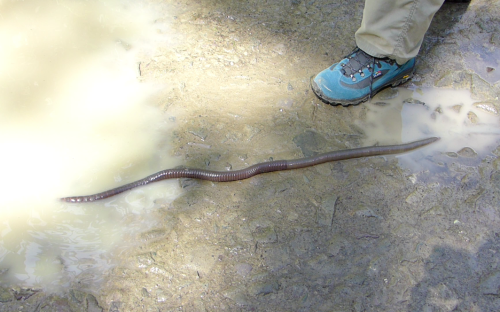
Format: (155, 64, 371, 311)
(1, 0, 500, 311)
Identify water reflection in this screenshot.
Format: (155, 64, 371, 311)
(358, 87, 500, 174)
(0, 0, 180, 290)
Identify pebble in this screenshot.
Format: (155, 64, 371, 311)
(473, 102, 499, 115)
(403, 98, 425, 105)
(457, 147, 478, 158)
(467, 111, 479, 123)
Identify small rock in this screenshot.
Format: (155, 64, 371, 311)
(403, 98, 425, 105)
(451, 104, 463, 113)
(467, 111, 479, 123)
(473, 102, 499, 115)
(457, 147, 478, 158)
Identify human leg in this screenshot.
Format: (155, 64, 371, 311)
(356, 0, 446, 65)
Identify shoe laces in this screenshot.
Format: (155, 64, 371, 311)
(340, 47, 396, 99)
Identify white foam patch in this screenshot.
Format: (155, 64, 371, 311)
(0, 0, 180, 290)
(357, 87, 500, 173)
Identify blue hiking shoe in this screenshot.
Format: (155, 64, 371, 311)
(311, 47, 415, 106)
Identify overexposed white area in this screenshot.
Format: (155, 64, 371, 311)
(358, 88, 500, 171)
(0, 0, 180, 290)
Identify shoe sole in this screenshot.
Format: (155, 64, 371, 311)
(310, 70, 414, 107)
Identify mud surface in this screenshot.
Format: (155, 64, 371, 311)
(2, 0, 500, 311)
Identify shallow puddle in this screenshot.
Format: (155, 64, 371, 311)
(358, 87, 500, 173)
(0, 0, 181, 291)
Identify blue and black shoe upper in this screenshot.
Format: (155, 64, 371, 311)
(311, 47, 415, 106)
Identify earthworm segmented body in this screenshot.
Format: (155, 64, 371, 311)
(61, 137, 439, 203)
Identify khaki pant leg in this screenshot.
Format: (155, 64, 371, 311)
(355, 0, 445, 64)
